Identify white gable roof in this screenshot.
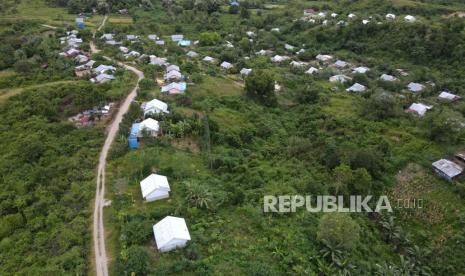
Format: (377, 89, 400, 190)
(346, 83, 366, 92)
(139, 118, 160, 133)
(153, 216, 191, 250)
(407, 103, 432, 116)
(352, 66, 370, 74)
(438, 91, 460, 101)
(140, 174, 170, 198)
(408, 82, 425, 92)
(380, 74, 397, 81)
(220, 61, 233, 69)
(144, 98, 169, 113)
(305, 67, 319, 74)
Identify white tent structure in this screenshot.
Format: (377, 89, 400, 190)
(406, 103, 432, 117)
(305, 67, 319, 74)
(346, 83, 366, 92)
(404, 15, 416, 23)
(143, 99, 169, 115)
(140, 174, 170, 202)
(438, 91, 460, 101)
(153, 216, 191, 252)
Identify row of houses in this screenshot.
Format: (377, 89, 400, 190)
(101, 32, 192, 47)
(140, 173, 191, 252)
(301, 9, 417, 25)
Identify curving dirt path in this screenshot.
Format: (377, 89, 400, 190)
(92, 15, 144, 276)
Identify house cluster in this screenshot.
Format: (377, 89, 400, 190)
(129, 98, 169, 149)
(90, 64, 117, 84)
(160, 64, 187, 94)
(300, 8, 417, 27)
(101, 33, 122, 46)
(68, 103, 114, 127)
(432, 151, 465, 182)
(139, 173, 191, 252)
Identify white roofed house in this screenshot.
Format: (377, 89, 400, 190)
(380, 74, 397, 82)
(139, 118, 161, 137)
(203, 56, 215, 63)
(346, 83, 367, 92)
(316, 54, 333, 62)
(348, 13, 357, 20)
(91, 73, 115, 84)
(186, 51, 199, 58)
(155, 40, 165, 45)
(290, 61, 306, 67)
(331, 13, 338, 18)
(246, 31, 255, 37)
(126, 34, 139, 41)
(119, 46, 129, 53)
(284, 44, 295, 51)
(142, 98, 169, 116)
(271, 55, 289, 63)
(407, 82, 425, 93)
(149, 56, 168, 66)
(164, 70, 182, 81)
(101, 33, 114, 41)
(406, 103, 432, 117)
(171, 34, 184, 42)
(140, 173, 170, 201)
(153, 216, 191, 253)
(148, 34, 158, 41)
(126, 51, 141, 58)
(386, 13, 396, 20)
(161, 82, 187, 94)
(305, 67, 319, 74)
(432, 159, 463, 182)
(167, 64, 180, 73)
(334, 60, 349, 69)
(75, 54, 89, 64)
(329, 74, 351, 83)
(404, 15, 416, 23)
(352, 66, 370, 74)
(220, 61, 233, 70)
(240, 68, 252, 76)
(94, 65, 116, 74)
(438, 91, 461, 102)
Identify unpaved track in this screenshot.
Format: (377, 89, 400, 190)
(92, 15, 144, 276)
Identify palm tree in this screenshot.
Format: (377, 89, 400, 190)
(320, 239, 344, 263)
(184, 180, 212, 210)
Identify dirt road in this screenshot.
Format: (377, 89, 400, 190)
(92, 15, 144, 276)
(90, 15, 107, 54)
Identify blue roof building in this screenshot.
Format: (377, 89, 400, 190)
(129, 123, 140, 149)
(230, 1, 239, 6)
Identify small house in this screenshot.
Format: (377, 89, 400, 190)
(348, 13, 357, 20)
(406, 103, 432, 117)
(256, 49, 268, 56)
(203, 56, 215, 63)
(101, 33, 114, 41)
(91, 73, 115, 84)
(284, 44, 295, 51)
(432, 159, 463, 182)
(139, 118, 160, 137)
(380, 74, 397, 82)
(305, 67, 319, 74)
(316, 54, 333, 62)
(334, 60, 348, 68)
(153, 216, 191, 253)
(94, 65, 116, 74)
(220, 61, 233, 70)
(178, 40, 191, 47)
(143, 98, 169, 115)
(186, 51, 199, 58)
(352, 67, 370, 74)
(346, 83, 367, 92)
(246, 31, 255, 37)
(404, 15, 416, 23)
(167, 64, 180, 73)
(140, 173, 170, 201)
(155, 40, 165, 45)
(331, 13, 338, 18)
(161, 82, 187, 94)
(164, 70, 182, 81)
(119, 46, 129, 53)
(230, 0, 239, 6)
(271, 55, 289, 63)
(407, 82, 425, 93)
(126, 34, 139, 41)
(149, 56, 167, 66)
(271, 28, 280, 32)
(240, 68, 252, 76)
(386, 13, 396, 20)
(329, 74, 351, 83)
(148, 34, 158, 41)
(438, 91, 460, 102)
(171, 34, 184, 42)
